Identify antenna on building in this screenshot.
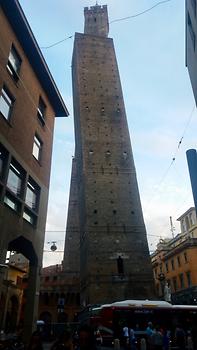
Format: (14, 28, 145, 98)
(95, 0, 98, 5)
(170, 216, 175, 238)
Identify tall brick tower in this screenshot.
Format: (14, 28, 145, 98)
(63, 4, 154, 306)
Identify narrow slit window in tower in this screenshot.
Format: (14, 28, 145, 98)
(117, 256, 124, 274)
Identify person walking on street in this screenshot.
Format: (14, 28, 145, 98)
(50, 330, 74, 350)
(146, 322, 154, 350)
(151, 326, 163, 350)
(94, 328, 102, 348)
(76, 325, 97, 350)
(122, 325, 129, 349)
(175, 325, 186, 350)
(163, 329, 171, 350)
(129, 328, 136, 350)
(27, 331, 43, 350)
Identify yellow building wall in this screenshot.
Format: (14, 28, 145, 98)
(152, 244, 197, 295)
(189, 248, 197, 285)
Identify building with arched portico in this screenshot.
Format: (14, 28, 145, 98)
(0, 254, 28, 332)
(151, 207, 197, 304)
(38, 264, 80, 325)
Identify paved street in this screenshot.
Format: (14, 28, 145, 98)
(43, 343, 52, 350)
(43, 344, 119, 350)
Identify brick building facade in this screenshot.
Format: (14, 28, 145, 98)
(38, 264, 80, 324)
(0, 0, 68, 338)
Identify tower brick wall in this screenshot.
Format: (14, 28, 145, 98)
(63, 157, 80, 274)
(64, 5, 155, 306)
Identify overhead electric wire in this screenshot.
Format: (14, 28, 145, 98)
(45, 104, 196, 245)
(170, 105, 195, 162)
(40, 35, 73, 49)
(144, 104, 196, 213)
(45, 230, 73, 233)
(46, 100, 195, 227)
(110, 0, 173, 24)
(142, 105, 196, 243)
(43, 250, 64, 253)
(1, 0, 192, 250)
(40, 0, 174, 50)
(44, 230, 168, 239)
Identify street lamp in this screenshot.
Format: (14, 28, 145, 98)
(50, 242, 57, 252)
(43, 241, 64, 253)
(157, 272, 165, 299)
(46, 241, 58, 252)
(157, 273, 171, 303)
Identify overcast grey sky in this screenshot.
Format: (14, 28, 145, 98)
(19, 0, 197, 266)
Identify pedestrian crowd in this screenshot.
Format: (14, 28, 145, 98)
(1, 322, 197, 350)
(122, 321, 197, 350)
(27, 325, 97, 350)
(0, 325, 98, 350)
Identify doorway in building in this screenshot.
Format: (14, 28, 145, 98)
(0, 235, 38, 336)
(0, 249, 29, 332)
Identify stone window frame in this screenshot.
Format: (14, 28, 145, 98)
(184, 251, 188, 263)
(7, 159, 25, 198)
(25, 177, 40, 212)
(186, 271, 192, 287)
(7, 44, 22, 81)
(171, 259, 175, 270)
(179, 273, 184, 289)
(0, 143, 8, 181)
(33, 134, 43, 162)
(4, 158, 26, 214)
(23, 176, 40, 225)
(0, 85, 15, 122)
(172, 276, 177, 292)
(165, 262, 169, 273)
(37, 96, 46, 126)
(0, 144, 40, 226)
(177, 255, 181, 267)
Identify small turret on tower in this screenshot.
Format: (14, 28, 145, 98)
(84, 5, 109, 37)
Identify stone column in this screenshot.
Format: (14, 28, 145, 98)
(23, 263, 40, 342)
(0, 265, 8, 330)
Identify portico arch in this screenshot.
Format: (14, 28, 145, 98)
(7, 235, 40, 341)
(8, 235, 38, 265)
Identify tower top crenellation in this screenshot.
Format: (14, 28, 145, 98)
(84, 4, 109, 37)
(84, 5, 107, 12)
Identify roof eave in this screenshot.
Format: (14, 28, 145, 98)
(0, 0, 69, 118)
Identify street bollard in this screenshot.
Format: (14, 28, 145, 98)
(114, 338, 120, 349)
(140, 337, 147, 350)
